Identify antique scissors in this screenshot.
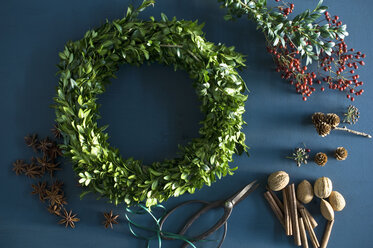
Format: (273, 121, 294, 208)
(159, 180, 259, 248)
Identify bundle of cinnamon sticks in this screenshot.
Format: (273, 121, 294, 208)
(264, 184, 333, 248)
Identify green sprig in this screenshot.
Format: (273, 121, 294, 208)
(219, 0, 348, 65)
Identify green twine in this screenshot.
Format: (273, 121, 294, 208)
(125, 203, 198, 248)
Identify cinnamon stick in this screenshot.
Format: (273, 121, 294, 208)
(282, 188, 292, 236)
(264, 191, 285, 229)
(320, 220, 334, 248)
(267, 187, 284, 212)
(300, 207, 320, 248)
(297, 200, 318, 228)
(299, 217, 309, 248)
(289, 184, 302, 246)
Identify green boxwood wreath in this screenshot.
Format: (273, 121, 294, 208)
(54, 0, 248, 207)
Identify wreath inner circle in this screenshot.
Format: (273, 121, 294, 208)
(54, 1, 248, 207)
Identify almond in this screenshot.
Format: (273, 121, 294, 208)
(329, 191, 346, 211)
(296, 180, 314, 204)
(320, 199, 334, 221)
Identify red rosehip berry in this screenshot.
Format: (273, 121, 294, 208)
(303, 96, 307, 101)
(305, 148, 311, 153)
(321, 87, 325, 91)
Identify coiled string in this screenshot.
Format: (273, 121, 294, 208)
(125, 203, 225, 248)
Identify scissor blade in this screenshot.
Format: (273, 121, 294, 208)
(229, 180, 259, 206)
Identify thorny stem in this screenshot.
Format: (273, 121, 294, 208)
(334, 126, 372, 138)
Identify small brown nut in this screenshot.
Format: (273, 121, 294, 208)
(296, 180, 314, 204)
(314, 177, 332, 198)
(320, 199, 335, 221)
(268, 171, 289, 191)
(329, 191, 346, 211)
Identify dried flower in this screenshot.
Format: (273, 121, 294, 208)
(103, 210, 119, 229)
(287, 147, 310, 167)
(51, 124, 62, 139)
(343, 105, 360, 124)
(48, 204, 62, 216)
(12, 160, 28, 175)
(24, 134, 38, 152)
(25, 162, 43, 178)
(37, 137, 53, 154)
(51, 180, 64, 193)
(37, 157, 61, 177)
(31, 181, 47, 202)
(59, 209, 79, 228)
(48, 142, 63, 160)
(45, 189, 66, 206)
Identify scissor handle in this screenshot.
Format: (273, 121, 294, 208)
(178, 199, 233, 241)
(159, 199, 229, 248)
(159, 199, 209, 241)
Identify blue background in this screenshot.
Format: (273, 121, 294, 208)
(1, 0, 372, 247)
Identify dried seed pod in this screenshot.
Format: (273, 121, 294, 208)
(296, 180, 314, 204)
(335, 147, 348, 161)
(267, 171, 289, 191)
(325, 113, 340, 128)
(312, 112, 326, 125)
(314, 152, 328, 166)
(314, 177, 333, 198)
(329, 191, 346, 211)
(320, 199, 334, 221)
(315, 122, 331, 137)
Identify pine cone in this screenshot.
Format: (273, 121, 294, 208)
(315, 122, 331, 137)
(335, 147, 348, 161)
(314, 152, 328, 166)
(325, 113, 340, 128)
(312, 112, 326, 125)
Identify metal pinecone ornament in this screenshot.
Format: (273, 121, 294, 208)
(335, 147, 348, 161)
(314, 152, 328, 166)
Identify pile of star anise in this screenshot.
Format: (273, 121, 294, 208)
(12, 125, 79, 228)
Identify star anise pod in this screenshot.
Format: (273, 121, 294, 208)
(45, 189, 67, 206)
(25, 162, 43, 178)
(48, 204, 62, 216)
(48, 142, 63, 160)
(24, 134, 39, 152)
(51, 180, 64, 193)
(12, 160, 28, 175)
(58, 209, 79, 228)
(103, 210, 119, 229)
(36, 157, 61, 177)
(51, 124, 62, 139)
(31, 181, 47, 202)
(37, 137, 53, 154)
